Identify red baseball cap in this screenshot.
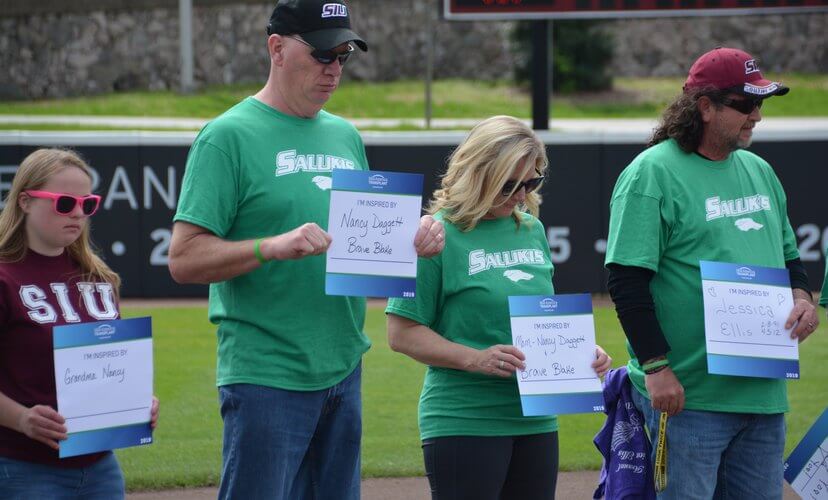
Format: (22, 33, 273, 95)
(683, 47, 789, 98)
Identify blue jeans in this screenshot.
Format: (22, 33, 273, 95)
(0, 452, 124, 499)
(632, 389, 785, 500)
(217, 363, 362, 500)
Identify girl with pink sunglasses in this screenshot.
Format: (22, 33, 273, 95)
(0, 148, 159, 499)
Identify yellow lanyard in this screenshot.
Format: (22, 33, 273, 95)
(654, 412, 668, 492)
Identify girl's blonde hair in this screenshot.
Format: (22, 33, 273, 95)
(0, 148, 121, 293)
(428, 115, 548, 231)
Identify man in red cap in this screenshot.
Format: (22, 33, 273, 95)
(168, 1, 444, 498)
(604, 47, 819, 498)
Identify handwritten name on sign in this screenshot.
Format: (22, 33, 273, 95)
(514, 325, 590, 380)
(326, 169, 423, 298)
(340, 205, 405, 255)
(508, 294, 603, 415)
(700, 261, 799, 379)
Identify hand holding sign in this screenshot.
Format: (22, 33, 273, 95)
(786, 289, 820, 342)
(470, 344, 526, 378)
(592, 346, 612, 378)
(413, 214, 445, 258)
(17, 405, 67, 451)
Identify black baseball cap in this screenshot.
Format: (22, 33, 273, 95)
(266, 0, 367, 52)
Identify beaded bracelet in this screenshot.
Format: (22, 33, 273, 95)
(645, 364, 669, 375)
(641, 358, 669, 373)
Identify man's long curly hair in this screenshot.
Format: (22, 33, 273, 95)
(649, 86, 729, 152)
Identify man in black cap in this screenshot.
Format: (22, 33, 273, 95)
(605, 47, 818, 498)
(169, 1, 444, 498)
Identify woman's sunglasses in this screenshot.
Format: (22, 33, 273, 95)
(501, 169, 545, 197)
(718, 96, 763, 115)
(25, 190, 101, 216)
(289, 36, 354, 66)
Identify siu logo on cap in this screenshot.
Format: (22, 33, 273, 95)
(321, 3, 348, 18)
(744, 59, 760, 75)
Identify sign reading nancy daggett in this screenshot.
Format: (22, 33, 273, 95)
(53, 316, 154, 458)
(508, 294, 604, 416)
(326, 169, 423, 298)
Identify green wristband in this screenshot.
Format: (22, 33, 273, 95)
(641, 358, 669, 372)
(254, 238, 267, 265)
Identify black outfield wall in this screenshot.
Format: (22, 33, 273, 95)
(0, 132, 824, 297)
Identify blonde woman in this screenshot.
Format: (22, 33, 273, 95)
(0, 149, 158, 499)
(386, 116, 611, 499)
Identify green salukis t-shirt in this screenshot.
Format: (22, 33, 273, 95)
(605, 139, 799, 414)
(175, 97, 370, 391)
(386, 211, 559, 440)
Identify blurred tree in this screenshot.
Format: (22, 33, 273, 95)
(512, 20, 614, 92)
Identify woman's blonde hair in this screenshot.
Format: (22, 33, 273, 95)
(0, 148, 121, 293)
(428, 115, 548, 231)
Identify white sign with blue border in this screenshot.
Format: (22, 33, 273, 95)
(53, 316, 153, 458)
(508, 294, 604, 416)
(700, 260, 799, 379)
(326, 169, 423, 298)
(785, 407, 828, 498)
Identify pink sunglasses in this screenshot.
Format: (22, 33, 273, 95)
(25, 190, 102, 216)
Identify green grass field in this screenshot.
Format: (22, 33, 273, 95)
(1, 75, 826, 129)
(115, 304, 828, 491)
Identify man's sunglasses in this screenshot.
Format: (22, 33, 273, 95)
(25, 190, 101, 216)
(289, 36, 354, 66)
(501, 169, 545, 197)
(719, 96, 763, 115)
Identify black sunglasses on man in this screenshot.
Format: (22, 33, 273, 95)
(289, 35, 354, 66)
(718, 96, 763, 115)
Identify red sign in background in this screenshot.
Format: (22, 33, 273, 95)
(447, 0, 827, 17)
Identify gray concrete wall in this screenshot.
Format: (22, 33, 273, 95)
(0, 0, 824, 99)
(605, 14, 827, 77)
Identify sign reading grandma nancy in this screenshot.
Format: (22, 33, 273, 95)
(53, 316, 154, 458)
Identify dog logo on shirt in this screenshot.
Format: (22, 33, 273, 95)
(503, 270, 533, 282)
(734, 218, 764, 231)
(312, 176, 332, 191)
